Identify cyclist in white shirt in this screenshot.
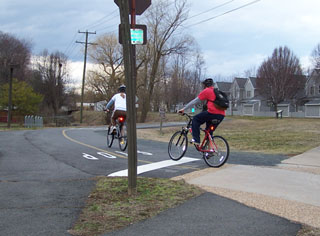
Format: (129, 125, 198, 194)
(106, 85, 127, 131)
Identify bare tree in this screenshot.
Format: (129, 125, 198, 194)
(243, 66, 257, 77)
(311, 43, 320, 69)
(137, 0, 193, 122)
(257, 46, 304, 114)
(34, 50, 69, 115)
(0, 31, 31, 84)
(87, 34, 124, 101)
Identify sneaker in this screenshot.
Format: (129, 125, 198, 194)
(109, 126, 116, 134)
(190, 138, 200, 146)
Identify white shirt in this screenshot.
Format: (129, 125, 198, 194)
(106, 93, 126, 111)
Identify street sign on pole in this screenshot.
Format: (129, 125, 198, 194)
(114, 0, 151, 15)
(119, 24, 147, 45)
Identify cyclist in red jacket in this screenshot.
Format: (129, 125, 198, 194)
(178, 78, 225, 146)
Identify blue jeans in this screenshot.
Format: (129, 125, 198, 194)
(192, 111, 224, 143)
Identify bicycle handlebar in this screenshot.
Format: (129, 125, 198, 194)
(179, 112, 193, 121)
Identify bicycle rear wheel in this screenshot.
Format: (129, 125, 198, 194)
(203, 135, 229, 167)
(168, 131, 188, 161)
(107, 126, 114, 148)
(118, 124, 128, 151)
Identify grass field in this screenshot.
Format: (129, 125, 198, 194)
(137, 116, 320, 156)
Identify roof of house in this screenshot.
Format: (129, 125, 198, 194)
(249, 77, 257, 88)
(234, 77, 247, 88)
(215, 82, 232, 92)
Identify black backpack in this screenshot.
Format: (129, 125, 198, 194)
(205, 88, 229, 111)
(213, 88, 229, 110)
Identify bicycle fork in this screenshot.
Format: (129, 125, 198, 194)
(175, 130, 187, 151)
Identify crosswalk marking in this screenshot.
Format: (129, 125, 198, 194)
(108, 157, 200, 177)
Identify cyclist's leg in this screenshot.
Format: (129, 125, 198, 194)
(118, 110, 126, 137)
(112, 110, 126, 136)
(202, 114, 224, 150)
(110, 110, 117, 127)
(205, 114, 225, 135)
(191, 111, 208, 144)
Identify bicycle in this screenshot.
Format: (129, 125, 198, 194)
(168, 113, 229, 167)
(106, 115, 128, 151)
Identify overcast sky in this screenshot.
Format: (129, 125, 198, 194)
(2, 0, 320, 86)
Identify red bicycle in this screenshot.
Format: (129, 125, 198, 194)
(168, 113, 229, 167)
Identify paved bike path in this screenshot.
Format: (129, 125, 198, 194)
(105, 192, 300, 236)
(104, 146, 320, 236)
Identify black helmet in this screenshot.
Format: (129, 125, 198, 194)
(202, 78, 213, 87)
(118, 84, 126, 92)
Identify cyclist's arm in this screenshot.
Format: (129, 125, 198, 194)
(106, 97, 115, 110)
(181, 97, 201, 111)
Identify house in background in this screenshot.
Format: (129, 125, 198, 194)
(215, 82, 232, 98)
(229, 77, 247, 112)
(241, 77, 269, 115)
(227, 73, 316, 117)
(305, 69, 320, 117)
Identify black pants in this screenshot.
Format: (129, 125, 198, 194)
(192, 111, 224, 143)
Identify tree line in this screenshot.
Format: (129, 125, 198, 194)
(0, 32, 77, 117)
(87, 0, 205, 122)
(1, 0, 320, 121)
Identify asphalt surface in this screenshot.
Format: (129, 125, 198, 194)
(0, 130, 96, 236)
(105, 192, 300, 236)
(0, 126, 309, 235)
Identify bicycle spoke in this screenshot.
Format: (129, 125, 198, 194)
(203, 136, 229, 167)
(168, 131, 188, 161)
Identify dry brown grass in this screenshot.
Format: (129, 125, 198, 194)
(69, 177, 204, 236)
(137, 116, 320, 155)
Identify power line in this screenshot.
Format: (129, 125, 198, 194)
(188, 0, 236, 20)
(89, 12, 119, 30)
(95, 23, 118, 33)
(64, 32, 80, 57)
(188, 0, 262, 28)
(80, 9, 118, 30)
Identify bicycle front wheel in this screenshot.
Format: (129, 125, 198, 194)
(118, 124, 128, 151)
(106, 127, 114, 148)
(168, 131, 188, 161)
(203, 135, 229, 167)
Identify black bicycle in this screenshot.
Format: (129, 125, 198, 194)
(168, 113, 229, 167)
(107, 115, 128, 151)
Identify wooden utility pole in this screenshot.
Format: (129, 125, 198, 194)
(7, 67, 14, 128)
(7, 64, 19, 128)
(117, 0, 138, 195)
(76, 30, 96, 124)
(115, 0, 150, 195)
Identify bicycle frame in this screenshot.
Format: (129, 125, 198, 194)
(181, 113, 217, 154)
(169, 112, 229, 167)
(197, 129, 215, 153)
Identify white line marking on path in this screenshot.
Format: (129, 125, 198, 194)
(97, 152, 117, 159)
(115, 150, 153, 157)
(108, 157, 199, 177)
(83, 153, 99, 160)
(115, 151, 128, 156)
(137, 150, 152, 156)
